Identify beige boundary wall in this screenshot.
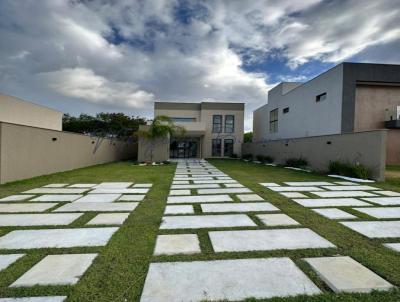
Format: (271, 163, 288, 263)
(242, 130, 387, 181)
(0, 122, 137, 184)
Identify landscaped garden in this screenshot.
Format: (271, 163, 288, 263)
(0, 159, 399, 302)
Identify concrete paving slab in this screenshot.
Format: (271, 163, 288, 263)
(164, 205, 194, 215)
(87, 213, 130, 225)
(210, 228, 335, 252)
(31, 195, 82, 202)
(171, 184, 220, 189)
(0, 203, 58, 213)
(140, 257, 320, 302)
(11, 254, 97, 287)
(118, 195, 145, 201)
(269, 186, 323, 192)
(43, 184, 68, 188)
(22, 188, 88, 194)
(167, 195, 233, 204)
(193, 180, 236, 184)
(280, 192, 308, 198)
(224, 183, 244, 188)
(334, 181, 358, 185)
(94, 182, 133, 188)
(74, 194, 121, 203)
(259, 182, 281, 187)
(362, 197, 400, 205)
(236, 194, 264, 201)
(172, 181, 190, 185)
(284, 182, 333, 186)
(312, 208, 357, 219)
(373, 191, 400, 197)
(311, 191, 377, 198)
(304, 256, 393, 293)
(160, 214, 256, 229)
(0, 228, 118, 249)
(0, 254, 24, 271)
(68, 184, 97, 188)
(384, 243, 400, 252)
(0, 213, 83, 226)
(89, 188, 149, 194)
(328, 175, 374, 183)
(0, 297, 67, 302)
(201, 202, 279, 213)
(154, 234, 200, 255)
(174, 177, 213, 180)
(353, 207, 400, 219)
(0, 195, 35, 202)
(132, 184, 153, 188)
(169, 190, 191, 196)
(54, 202, 138, 212)
(321, 185, 380, 191)
(340, 221, 400, 238)
(293, 198, 371, 207)
(256, 214, 300, 226)
(198, 188, 252, 195)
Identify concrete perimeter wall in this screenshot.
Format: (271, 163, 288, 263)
(0, 122, 137, 184)
(243, 130, 387, 181)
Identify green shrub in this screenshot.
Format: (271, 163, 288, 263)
(328, 161, 371, 179)
(285, 157, 308, 168)
(256, 155, 274, 163)
(242, 153, 253, 160)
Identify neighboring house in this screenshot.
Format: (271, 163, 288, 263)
(138, 101, 244, 161)
(253, 62, 400, 164)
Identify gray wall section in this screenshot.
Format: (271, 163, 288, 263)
(0, 122, 137, 184)
(137, 125, 169, 163)
(242, 130, 387, 181)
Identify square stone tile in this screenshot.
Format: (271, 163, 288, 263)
(0, 297, 67, 302)
(353, 207, 400, 219)
(198, 188, 252, 195)
(154, 234, 201, 255)
(167, 195, 233, 204)
(169, 190, 191, 196)
(236, 194, 264, 201)
(257, 214, 300, 226)
(22, 188, 88, 194)
(321, 185, 379, 191)
(0, 228, 118, 249)
(11, 254, 97, 287)
(384, 243, 400, 252)
(164, 205, 194, 215)
(118, 195, 145, 201)
(68, 184, 97, 188)
(0, 195, 35, 202)
(31, 195, 82, 202)
(172, 181, 190, 185)
(132, 184, 153, 188)
(89, 188, 149, 194)
(43, 184, 68, 188)
(209, 228, 335, 252)
(224, 183, 244, 188)
(284, 182, 333, 186)
(0, 254, 24, 271)
(373, 191, 400, 197)
(0, 203, 58, 213)
(201, 202, 279, 213)
(0, 213, 83, 226)
(304, 256, 393, 293)
(87, 213, 130, 225)
(94, 182, 133, 188)
(160, 214, 257, 229)
(340, 221, 400, 238)
(259, 183, 280, 187)
(280, 192, 308, 198)
(140, 258, 320, 302)
(54, 202, 138, 212)
(171, 184, 220, 189)
(312, 208, 357, 219)
(269, 186, 323, 192)
(311, 191, 377, 198)
(293, 198, 371, 208)
(361, 197, 400, 206)
(74, 194, 121, 203)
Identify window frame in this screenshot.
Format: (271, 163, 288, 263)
(283, 107, 289, 114)
(269, 108, 279, 133)
(316, 92, 327, 102)
(212, 115, 222, 133)
(223, 139, 234, 157)
(212, 139, 222, 157)
(224, 115, 235, 133)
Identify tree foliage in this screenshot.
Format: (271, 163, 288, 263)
(244, 131, 253, 143)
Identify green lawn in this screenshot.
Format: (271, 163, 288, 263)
(0, 160, 399, 301)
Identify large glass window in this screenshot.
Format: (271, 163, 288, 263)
(212, 115, 222, 133)
(224, 115, 235, 133)
(212, 139, 222, 157)
(269, 108, 278, 133)
(171, 117, 196, 123)
(224, 139, 234, 157)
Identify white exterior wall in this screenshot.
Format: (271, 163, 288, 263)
(253, 64, 344, 141)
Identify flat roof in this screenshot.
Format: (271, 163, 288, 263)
(155, 101, 244, 111)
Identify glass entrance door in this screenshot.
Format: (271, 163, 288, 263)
(170, 139, 198, 158)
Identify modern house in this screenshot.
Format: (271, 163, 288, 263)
(138, 101, 244, 161)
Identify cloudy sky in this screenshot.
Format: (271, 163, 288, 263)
(1, 0, 400, 130)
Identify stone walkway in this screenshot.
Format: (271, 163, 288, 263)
(0, 182, 152, 301)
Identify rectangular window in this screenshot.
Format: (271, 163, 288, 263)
(171, 117, 196, 123)
(316, 92, 327, 102)
(223, 139, 234, 157)
(269, 108, 278, 133)
(283, 107, 289, 114)
(212, 139, 222, 157)
(224, 115, 235, 133)
(212, 115, 222, 133)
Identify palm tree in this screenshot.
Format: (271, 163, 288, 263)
(139, 115, 186, 163)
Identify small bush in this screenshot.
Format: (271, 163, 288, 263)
(256, 155, 274, 163)
(328, 161, 371, 179)
(242, 153, 253, 160)
(285, 157, 308, 168)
